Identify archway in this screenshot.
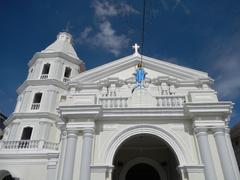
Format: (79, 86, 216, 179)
(112, 134, 181, 180)
(0, 170, 15, 180)
(126, 163, 159, 180)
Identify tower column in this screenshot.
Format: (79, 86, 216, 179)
(213, 128, 236, 180)
(79, 128, 94, 180)
(194, 128, 217, 180)
(62, 130, 78, 180)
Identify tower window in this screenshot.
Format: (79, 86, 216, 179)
(63, 67, 71, 82)
(41, 63, 50, 79)
(21, 127, 33, 140)
(31, 93, 42, 110)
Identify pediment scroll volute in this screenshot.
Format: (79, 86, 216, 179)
(152, 76, 180, 96)
(97, 78, 125, 97)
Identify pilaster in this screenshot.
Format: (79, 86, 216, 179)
(79, 128, 95, 180)
(212, 127, 237, 180)
(62, 130, 78, 180)
(194, 127, 217, 180)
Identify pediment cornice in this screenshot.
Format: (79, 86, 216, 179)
(70, 54, 211, 85)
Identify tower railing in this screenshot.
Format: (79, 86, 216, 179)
(0, 140, 59, 151)
(31, 103, 40, 110)
(63, 77, 70, 83)
(40, 74, 48, 79)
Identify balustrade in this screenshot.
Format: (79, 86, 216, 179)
(63, 77, 70, 83)
(0, 140, 59, 151)
(31, 103, 40, 110)
(98, 97, 128, 108)
(156, 95, 186, 107)
(40, 74, 48, 79)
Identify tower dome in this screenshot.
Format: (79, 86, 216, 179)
(41, 32, 78, 59)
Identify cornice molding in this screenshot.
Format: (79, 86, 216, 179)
(70, 54, 211, 84)
(28, 52, 83, 67)
(185, 102, 233, 117)
(101, 107, 185, 120)
(17, 79, 69, 94)
(4, 112, 60, 126)
(0, 151, 59, 159)
(58, 104, 102, 120)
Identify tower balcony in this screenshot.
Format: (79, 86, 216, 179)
(0, 140, 59, 151)
(63, 77, 70, 83)
(40, 74, 49, 79)
(31, 103, 40, 110)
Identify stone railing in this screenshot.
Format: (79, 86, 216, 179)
(156, 95, 186, 107)
(43, 141, 59, 150)
(98, 97, 128, 108)
(31, 103, 40, 110)
(40, 74, 48, 79)
(0, 140, 59, 151)
(63, 77, 70, 83)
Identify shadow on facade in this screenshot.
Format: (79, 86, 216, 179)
(0, 170, 18, 180)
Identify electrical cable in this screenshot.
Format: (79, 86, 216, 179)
(140, 0, 146, 66)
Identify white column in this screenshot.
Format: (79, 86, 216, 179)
(39, 121, 52, 140)
(14, 94, 23, 112)
(56, 60, 64, 81)
(8, 122, 20, 140)
(33, 60, 43, 79)
(57, 130, 67, 180)
(225, 128, 240, 179)
(20, 90, 32, 112)
(213, 128, 236, 180)
(194, 128, 217, 180)
(79, 128, 94, 180)
(62, 130, 78, 180)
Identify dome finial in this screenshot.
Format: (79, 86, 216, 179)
(57, 32, 72, 44)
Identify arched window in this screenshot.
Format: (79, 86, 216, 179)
(21, 127, 33, 140)
(31, 92, 42, 110)
(63, 67, 71, 82)
(40, 63, 50, 79)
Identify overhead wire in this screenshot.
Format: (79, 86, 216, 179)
(140, 0, 146, 66)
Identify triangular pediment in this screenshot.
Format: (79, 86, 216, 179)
(71, 54, 210, 84)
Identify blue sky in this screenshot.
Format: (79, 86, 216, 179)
(0, 0, 240, 127)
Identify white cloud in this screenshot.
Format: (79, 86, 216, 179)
(77, 1, 138, 56)
(206, 32, 240, 99)
(214, 55, 240, 99)
(78, 21, 129, 56)
(92, 0, 138, 19)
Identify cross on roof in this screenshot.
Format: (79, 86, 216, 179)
(132, 43, 140, 55)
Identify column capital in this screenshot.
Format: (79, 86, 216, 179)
(67, 130, 79, 138)
(224, 127, 230, 135)
(82, 128, 95, 138)
(193, 127, 208, 135)
(212, 127, 225, 135)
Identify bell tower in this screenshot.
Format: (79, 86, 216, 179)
(3, 32, 84, 144)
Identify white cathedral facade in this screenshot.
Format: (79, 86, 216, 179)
(0, 32, 239, 180)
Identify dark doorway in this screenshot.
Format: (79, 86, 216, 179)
(126, 163, 160, 180)
(112, 134, 181, 180)
(21, 127, 33, 140)
(3, 175, 15, 180)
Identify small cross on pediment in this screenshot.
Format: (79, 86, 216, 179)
(132, 43, 140, 55)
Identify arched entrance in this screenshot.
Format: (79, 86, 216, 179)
(126, 163, 159, 180)
(112, 134, 181, 180)
(0, 170, 15, 180)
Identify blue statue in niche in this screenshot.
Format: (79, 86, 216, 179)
(132, 63, 147, 93)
